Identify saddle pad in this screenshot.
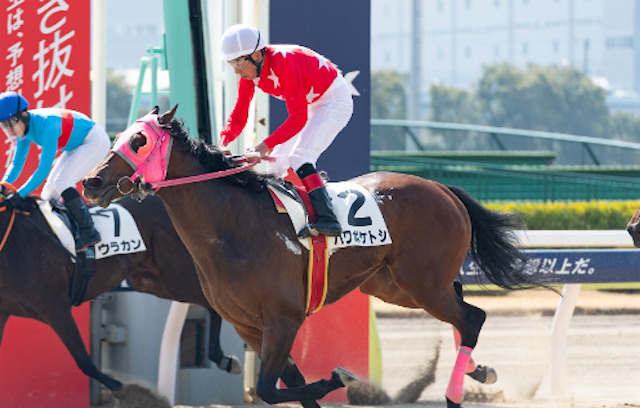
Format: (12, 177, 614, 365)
(89, 203, 147, 259)
(269, 181, 392, 253)
(39, 201, 147, 260)
(38, 201, 76, 260)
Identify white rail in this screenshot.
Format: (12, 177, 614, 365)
(515, 230, 633, 400)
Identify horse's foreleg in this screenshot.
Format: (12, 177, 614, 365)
(207, 308, 241, 374)
(47, 306, 123, 391)
(255, 323, 345, 404)
(280, 356, 321, 408)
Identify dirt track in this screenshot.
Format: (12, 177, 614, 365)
(97, 290, 640, 408)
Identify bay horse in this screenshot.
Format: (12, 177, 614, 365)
(0, 190, 240, 392)
(83, 106, 543, 408)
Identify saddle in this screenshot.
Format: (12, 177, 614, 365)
(267, 178, 329, 315)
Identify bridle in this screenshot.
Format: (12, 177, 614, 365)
(113, 115, 271, 198)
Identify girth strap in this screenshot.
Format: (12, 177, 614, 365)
(69, 247, 96, 306)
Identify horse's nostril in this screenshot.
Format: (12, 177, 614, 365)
(85, 177, 102, 187)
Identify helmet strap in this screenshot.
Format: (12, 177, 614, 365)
(247, 48, 266, 77)
(18, 112, 29, 134)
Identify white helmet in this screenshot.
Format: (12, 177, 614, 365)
(220, 24, 266, 61)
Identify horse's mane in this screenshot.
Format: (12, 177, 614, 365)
(168, 119, 276, 192)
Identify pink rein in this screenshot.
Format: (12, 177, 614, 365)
(144, 158, 269, 189)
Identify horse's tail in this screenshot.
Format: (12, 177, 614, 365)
(447, 185, 544, 290)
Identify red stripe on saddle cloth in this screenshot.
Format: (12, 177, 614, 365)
(266, 182, 328, 314)
(267, 189, 287, 213)
(306, 236, 328, 314)
(57, 109, 74, 149)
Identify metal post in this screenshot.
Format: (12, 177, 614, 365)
(128, 57, 149, 126)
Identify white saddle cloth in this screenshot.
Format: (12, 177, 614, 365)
(269, 181, 392, 253)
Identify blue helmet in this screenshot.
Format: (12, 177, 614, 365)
(0, 91, 29, 122)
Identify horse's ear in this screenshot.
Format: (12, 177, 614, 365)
(151, 106, 159, 115)
(158, 104, 178, 125)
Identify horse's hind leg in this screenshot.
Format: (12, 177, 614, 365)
(396, 277, 485, 408)
(47, 305, 123, 391)
(206, 308, 241, 374)
(451, 282, 497, 385)
(444, 291, 486, 407)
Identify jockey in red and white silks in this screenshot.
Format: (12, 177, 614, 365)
(218, 24, 353, 238)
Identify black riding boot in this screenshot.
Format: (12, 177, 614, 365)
(61, 188, 101, 251)
(297, 164, 341, 238)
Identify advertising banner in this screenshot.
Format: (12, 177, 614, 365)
(0, 2, 91, 407)
(1, 0, 90, 192)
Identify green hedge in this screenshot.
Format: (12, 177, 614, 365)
(485, 201, 640, 230)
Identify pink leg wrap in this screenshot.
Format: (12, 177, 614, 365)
(453, 329, 477, 373)
(446, 345, 473, 404)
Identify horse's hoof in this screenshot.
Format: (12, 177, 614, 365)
(333, 367, 358, 387)
(217, 355, 242, 375)
(446, 397, 462, 408)
(106, 378, 124, 391)
(466, 364, 497, 384)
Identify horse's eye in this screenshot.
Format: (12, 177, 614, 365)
(129, 132, 148, 154)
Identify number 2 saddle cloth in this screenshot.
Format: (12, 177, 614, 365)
(267, 178, 392, 314)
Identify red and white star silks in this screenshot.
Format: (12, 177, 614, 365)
(220, 45, 339, 149)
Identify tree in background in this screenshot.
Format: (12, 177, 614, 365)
(476, 63, 609, 138)
(608, 111, 640, 143)
(423, 63, 637, 161)
(371, 70, 407, 150)
(428, 84, 488, 150)
(106, 69, 133, 135)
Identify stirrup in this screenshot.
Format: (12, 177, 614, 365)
(310, 220, 342, 237)
(297, 225, 319, 239)
(76, 241, 98, 252)
(76, 231, 101, 251)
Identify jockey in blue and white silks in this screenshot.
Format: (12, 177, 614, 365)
(0, 91, 111, 250)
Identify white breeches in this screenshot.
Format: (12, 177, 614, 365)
(266, 74, 354, 177)
(41, 124, 111, 200)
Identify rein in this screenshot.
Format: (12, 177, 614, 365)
(0, 209, 16, 253)
(143, 160, 262, 189)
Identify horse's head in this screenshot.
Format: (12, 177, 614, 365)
(626, 205, 640, 247)
(83, 106, 178, 208)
